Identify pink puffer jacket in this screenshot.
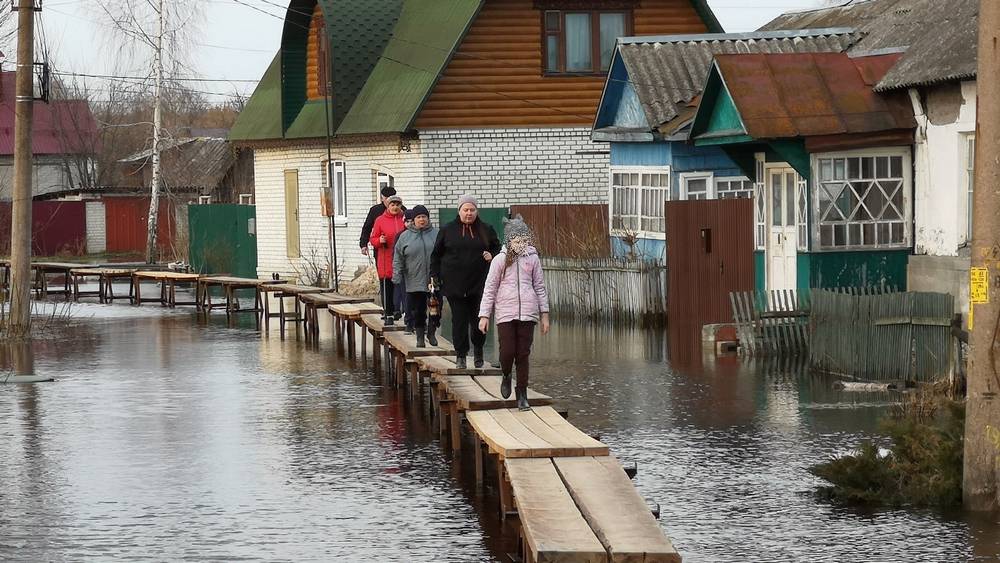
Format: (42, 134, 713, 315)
(478, 246, 550, 324)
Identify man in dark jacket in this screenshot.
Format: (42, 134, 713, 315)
(360, 186, 403, 258)
(430, 195, 501, 368)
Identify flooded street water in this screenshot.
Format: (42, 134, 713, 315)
(1, 296, 998, 561)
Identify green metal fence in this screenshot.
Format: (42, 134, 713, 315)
(809, 289, 954, 382)
(188, 204, 257, 278)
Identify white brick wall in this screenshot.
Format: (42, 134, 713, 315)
(254, 139, 424, 281)
(253, 127, 609, 281)
(421, 127, 609, 217)
(85, 201, 106, 254)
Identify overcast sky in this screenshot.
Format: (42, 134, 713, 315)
(30, 0, 826, 103)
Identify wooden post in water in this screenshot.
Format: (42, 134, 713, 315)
(965, 0, 1000, 512)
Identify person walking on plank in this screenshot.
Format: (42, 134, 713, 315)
(370, 195, 406, 323)
(393, 205, 439, 347)
(478, 215, 550, 410)
(430, 195, 501, 369)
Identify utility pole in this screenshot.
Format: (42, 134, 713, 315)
(144, 0, 164, 264)
(964, 0, 1000, 512)
(8, 0, 37, 337)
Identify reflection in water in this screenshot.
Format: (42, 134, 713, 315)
(0, 301, 991, 561)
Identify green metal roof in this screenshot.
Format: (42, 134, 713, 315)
(691, 0, 724, 33)
(228, 53, 283, 141)
(337, 0, 482, 135)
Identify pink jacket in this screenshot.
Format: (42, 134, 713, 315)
(478, 246, 550, 324)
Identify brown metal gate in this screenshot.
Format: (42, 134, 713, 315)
(666, 199, 755, 328)
(104, 196, 175, 255)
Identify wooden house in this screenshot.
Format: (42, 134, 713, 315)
(688, 50, 916, 293)
(591, 29, 861, 260)
(764, 0, 979, 313)
(229, 0, 722, 281)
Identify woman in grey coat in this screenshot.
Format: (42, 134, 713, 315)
(392, 205, 440, 347)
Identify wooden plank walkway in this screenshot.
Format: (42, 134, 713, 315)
(196, 276, 285, 316)
(70, 267, 136, 303)
(507, 456, 680, 563)
(132, 271, 202, 307)
(299, 293, 371, 341)
(32, 262, 88, 298)
(328, 302, 383, 357)
(467, 406, 607, 460)
(258, 284, 338, 335)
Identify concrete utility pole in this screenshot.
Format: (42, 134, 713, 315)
(964, 0, 1000, 512)
(144, 0, 164, 264)
(8, 0, 37, 337)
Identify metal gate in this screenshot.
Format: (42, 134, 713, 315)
(104, 196, 175, 255)
(188, 204, 257, 278)
(666, 198, 755, 328)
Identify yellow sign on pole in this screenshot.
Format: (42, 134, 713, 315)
(972, 267, 989, 304)
(970, 267, 990, 330)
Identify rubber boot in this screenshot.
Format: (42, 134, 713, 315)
(516, 387, 530, 411)
(416, 328, 426, 348)
(500, 372, 512, 399)
(456, 356, 467, 369)
(474, 346, 485, 369)
(405, 321, 414, 335)
(427, 325, 438, 347)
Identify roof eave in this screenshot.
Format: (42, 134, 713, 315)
(874, 72, 978, 93)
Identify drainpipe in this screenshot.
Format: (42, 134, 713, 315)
(908, 88, 931, 256)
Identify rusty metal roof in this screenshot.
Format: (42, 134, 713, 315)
(761, 0, 978, 91)
(713, 52, 914, 140)
(615, 29, 861, 133)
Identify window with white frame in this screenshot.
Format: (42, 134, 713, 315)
(680, 172, 713, 200)
(610, 167, 670, 236)
(796, 176, 808, 251)
(754, 156, 765, 250)
(963, 134, 975, 244)
(715, 176, 753, 199)
(815, 151, 911, 250)
(238, 193, 254, 205)
(327, 160, 347, 219)
(377, 171, 394, 193)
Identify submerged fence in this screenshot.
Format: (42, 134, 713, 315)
(730, 289, 811, 356)
(541, 257, 665, 326)
(810, 289, 954, 382)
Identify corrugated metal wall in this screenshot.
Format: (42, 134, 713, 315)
(104, 196, 175, 255)
(666, 198, 754, 327)
(509, 204, 610, 258)
(0, 201, 87, 256)
(188, 204, 257, 278)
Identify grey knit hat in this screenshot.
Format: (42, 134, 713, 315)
(457, 194, 478, 210)
(503, 214, 533, 246)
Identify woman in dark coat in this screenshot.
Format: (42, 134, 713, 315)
(430, 195, 501, 368)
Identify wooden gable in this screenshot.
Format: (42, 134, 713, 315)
(414, 0, 711, 129)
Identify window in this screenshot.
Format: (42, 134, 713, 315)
(238, 193, 254, 205)
(326, 160, 347, 219)
(754, 155, 766, 250)
(715, 177, 753, 199)
(680, 172, 714, 200)
(815, 151, 911, 250)
(198, 195, 212, 205)
(963, 134, 975, 244)
(610, 167, 670, 236)
(543, 9, 630, 74)
(377, 171, 394, 194)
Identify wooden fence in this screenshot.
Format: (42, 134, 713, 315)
(810, 288, 954, 382)
(509, 204, 610, 258)
(730, 289, 811, 356)
(541, 256, 665, 326)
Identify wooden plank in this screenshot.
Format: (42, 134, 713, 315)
(554, 456, 681, 563)
(441, 376, 506, 410)
(532, 407, 609, 455)
(466, 410, 534, 458)
(361, 313, 406, 333)
(383, 331, 455, 358)
(506, 408, 587, 457)
(417, 355, 497, 376)
(505, 458, 607, 563)
(475, 375, 553, 404)
(489, 408, 562, 457)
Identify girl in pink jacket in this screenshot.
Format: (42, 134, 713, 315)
(478, 216, 550, 410)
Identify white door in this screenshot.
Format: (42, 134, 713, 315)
(766, 168, 798, 290)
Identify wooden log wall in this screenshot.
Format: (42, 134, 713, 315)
(306, 3, 327, 101)
(414, 0, 709, 128)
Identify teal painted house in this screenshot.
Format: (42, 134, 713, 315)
(592, 30, 860, 261)
(689, 51, 916, 292)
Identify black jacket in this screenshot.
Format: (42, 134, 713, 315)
(359, 202, 405, 249)
(430, 218, 501, 298)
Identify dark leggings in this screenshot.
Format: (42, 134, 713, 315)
(379, 279, 395, 316)
(447, 293, 485, 358)
(408, 291, 428, 329)
(497, 320, 536, 388)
